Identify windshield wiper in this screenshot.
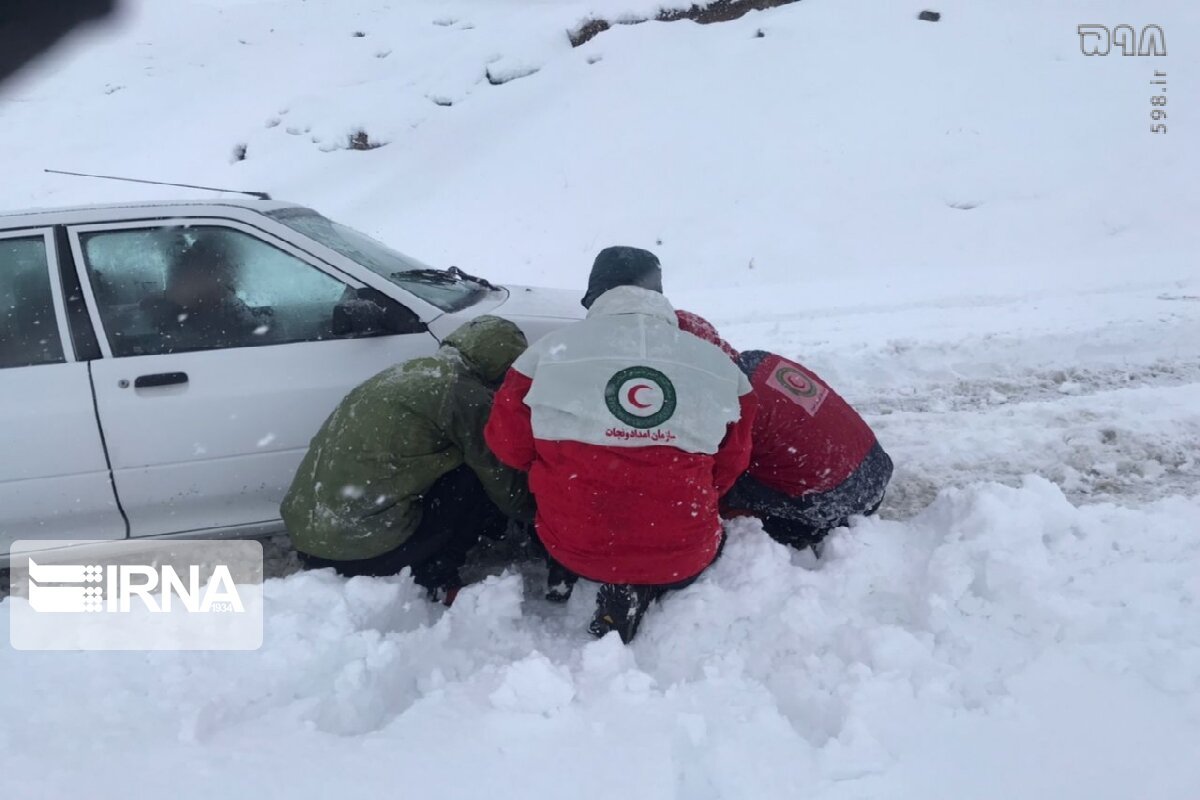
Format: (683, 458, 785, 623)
(447, 266, 498, 291)
(392, 266, 499, 292)
(391, 268, 460, 285)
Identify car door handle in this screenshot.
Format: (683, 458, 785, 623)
(134, 372, 189, 389)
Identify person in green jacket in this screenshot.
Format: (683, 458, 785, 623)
(281, 315, 533, 601)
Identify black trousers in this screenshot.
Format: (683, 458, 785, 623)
(299, 466, 506, 590)
(543, 532, 727, 600)
(724, 442, 893, 549)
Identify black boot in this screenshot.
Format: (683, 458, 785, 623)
(588, 583, 656, 643)
(412, 554, 464, 607)
(545, 559, 579, 603)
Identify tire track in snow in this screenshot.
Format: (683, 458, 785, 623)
(712, 286, 1200, 516)
(856, 360, 1200, 416)
(873, 381, 1200, 517)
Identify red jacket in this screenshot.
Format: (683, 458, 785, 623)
(675, 310, 739, 359)
(485, 288, 756, 585)
(737, 352, 876, 496)
(676, 312, 876, 497)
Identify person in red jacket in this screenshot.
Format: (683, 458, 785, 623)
(485, 247, 756, 643)
(676, 312, 892, 552)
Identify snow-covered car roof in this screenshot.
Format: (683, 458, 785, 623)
(0, 199, 309, 230)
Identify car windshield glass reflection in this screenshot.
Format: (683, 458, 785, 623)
(268, 209, 492, 313)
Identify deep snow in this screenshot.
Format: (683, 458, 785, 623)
(4, 485, 1200, 798)
(2, 0, 1198, 797)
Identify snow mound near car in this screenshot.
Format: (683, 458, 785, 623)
(3, 478, 1199, 798)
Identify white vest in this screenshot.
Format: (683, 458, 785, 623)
(513, 287, 750, 454)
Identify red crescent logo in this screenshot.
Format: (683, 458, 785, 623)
(778, 367, 817, 396)
(626, 384, 654, 409)
(786, 373, 809, 390)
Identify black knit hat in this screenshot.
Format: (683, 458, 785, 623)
(581, 246, 663, 308)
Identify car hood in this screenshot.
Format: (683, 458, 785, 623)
(493, 284, 586, 321)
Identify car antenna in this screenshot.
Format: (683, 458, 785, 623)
(44, 169, 272, 200)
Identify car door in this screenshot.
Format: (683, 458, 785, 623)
(68, 218, 441, 538)
(0, 227, 125, 550)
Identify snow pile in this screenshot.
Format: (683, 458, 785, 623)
(3, 479, 1199, 797)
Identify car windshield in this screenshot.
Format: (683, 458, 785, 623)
(267, 208, 491, 312)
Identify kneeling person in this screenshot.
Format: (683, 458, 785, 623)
(485, 247, 756, 643)
(724, 349, 893, 550)
(281, 316, 533, 601)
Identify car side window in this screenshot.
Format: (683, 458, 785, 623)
(78, 225, 363, 357)
(0, 235, 65, 369)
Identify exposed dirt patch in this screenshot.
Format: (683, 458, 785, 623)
(569, 0, 802, 47)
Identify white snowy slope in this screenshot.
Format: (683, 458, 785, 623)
(2, 0, 1198, 798)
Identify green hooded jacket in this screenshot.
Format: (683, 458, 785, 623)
(281, 315, 533, 561)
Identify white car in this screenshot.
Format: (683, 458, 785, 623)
(0, 199, 583, 558)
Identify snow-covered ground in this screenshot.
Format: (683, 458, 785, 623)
(2, 0, 1198, 797)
